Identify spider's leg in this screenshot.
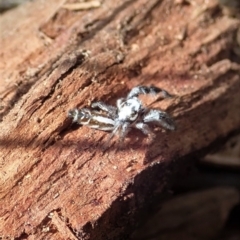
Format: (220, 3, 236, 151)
(102, 123, 121, 149)
(134, 122, 156, 140)
(118, 122, 131, 146)
(127, 86, 173, 99)
(143, 109, 176, 131)
(91, 101, 117, 118)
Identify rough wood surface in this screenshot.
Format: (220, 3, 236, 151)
(0, 0, 240, 239)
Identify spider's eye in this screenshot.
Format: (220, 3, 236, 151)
(121, 101, 131, 108)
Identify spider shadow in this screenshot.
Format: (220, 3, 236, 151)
(65, 120, 172, 158)
(63, 122, 149, 152)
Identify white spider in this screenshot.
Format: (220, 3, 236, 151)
(68, 86, 175, 145)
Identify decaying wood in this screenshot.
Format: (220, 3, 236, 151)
(0, 0, 240, 239)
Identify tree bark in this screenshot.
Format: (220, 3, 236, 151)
(0, 0, 240, 239)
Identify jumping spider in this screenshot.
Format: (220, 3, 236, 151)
(68, 86, 175, 146)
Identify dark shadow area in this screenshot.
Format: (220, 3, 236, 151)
(77, 160, 171, 240)
(70, 130, 240, 240)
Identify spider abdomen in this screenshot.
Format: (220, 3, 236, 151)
(68, 108, 115, 131)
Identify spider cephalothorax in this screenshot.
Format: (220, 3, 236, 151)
(68, 86, 175, 145)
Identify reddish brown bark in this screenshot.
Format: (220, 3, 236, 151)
(0, 0, 240, 239)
